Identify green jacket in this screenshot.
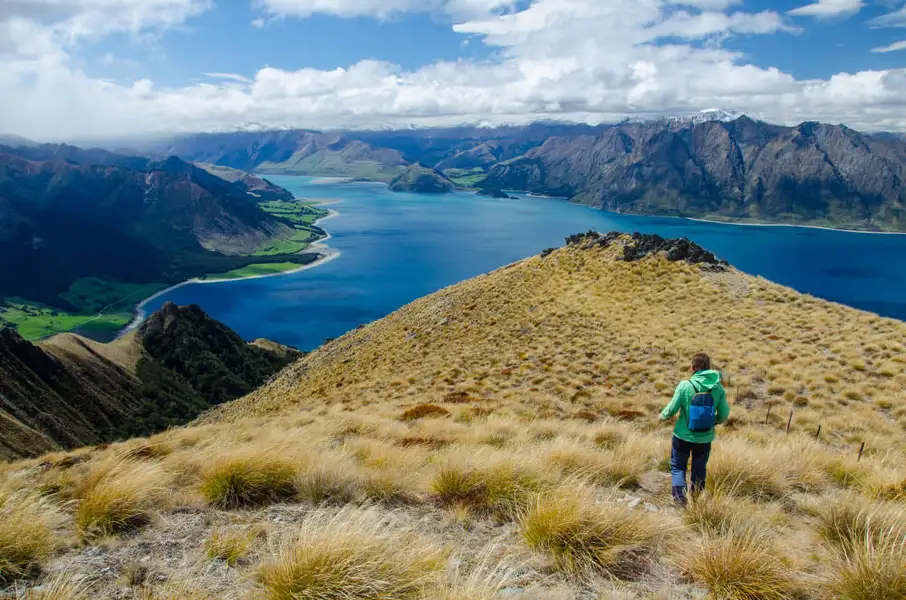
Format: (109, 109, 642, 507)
(660, 370, 730, 443)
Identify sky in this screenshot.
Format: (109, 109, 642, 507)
(2, 0, 906, 140)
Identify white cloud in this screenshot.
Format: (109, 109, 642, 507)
(254, 0, 516, 20)
(203, 72, 254, 83)
(872, 40, 906, 52)
(5, 0, 906, 139)
(788, 0, 865, 19)
(870, 5, 906, 28)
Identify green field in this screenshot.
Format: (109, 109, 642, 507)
(200, 262, 303, 281)
(0, 279, 168, 340)
(444, 167, 489, 187)
(250, 200, 329, 256)
(258, 200, 328, 225)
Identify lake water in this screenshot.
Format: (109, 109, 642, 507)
(137, 176, 906, 350)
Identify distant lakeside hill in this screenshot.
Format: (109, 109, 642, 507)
(149, 115, 906, 232)
(0, 302, 300, 460)
(0, 143, 328, 341)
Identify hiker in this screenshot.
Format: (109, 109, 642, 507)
(659, 353, 730, 506)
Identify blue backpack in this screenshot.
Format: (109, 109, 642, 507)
(687, 381, 716, 432)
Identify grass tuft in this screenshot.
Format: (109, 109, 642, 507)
(258, 506, 445, 599)
(0, 491, 65, 582)
(826, 528, 906, 600)
(200, 453, 297, 509)
(205, 528, 253, 566)
(680, 528, 797, 600)
(16, 573, 95, 599)
(521, 486, 664, 580)
(75, 461, 167, 538)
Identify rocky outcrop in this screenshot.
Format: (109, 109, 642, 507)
(565, 231, 728, 270)
(389, 165, 456, 194)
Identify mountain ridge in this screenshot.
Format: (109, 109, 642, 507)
(0, 302, 300, 460)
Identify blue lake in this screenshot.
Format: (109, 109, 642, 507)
(138, 176, 906, 350)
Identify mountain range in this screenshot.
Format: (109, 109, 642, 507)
(147, 115, 906, 231)
(0, 144, 316, 311)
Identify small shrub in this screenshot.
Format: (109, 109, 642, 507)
(680, 529, 796, 600)
(521, 486, 664, 580)
(206, 528, 252, 566)
(401, 404, 451, 420)
(258, 507, 444, 599)
(0, 491, 64, 582)
(200, 454, 296, 509)
(75, 462, 167, 538)
(443, 392, 479, 404)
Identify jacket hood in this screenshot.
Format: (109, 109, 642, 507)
(690, 370, 721, 391)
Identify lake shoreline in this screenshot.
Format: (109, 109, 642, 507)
(120, 206, 342, 337)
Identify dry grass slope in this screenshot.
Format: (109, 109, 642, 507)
(1, 233, 905, 599)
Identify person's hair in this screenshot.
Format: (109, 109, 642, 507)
(692, 353, 711, 372)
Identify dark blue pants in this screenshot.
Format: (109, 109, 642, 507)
(670, 435, 711, 505)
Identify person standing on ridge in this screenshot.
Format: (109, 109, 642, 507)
(659, 353, 730, 506)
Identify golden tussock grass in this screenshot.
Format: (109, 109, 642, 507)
(258, 506, 445, 600)
(199, 450, 297, 509)
(0, 490, 66, 582)
(427, 546, 521, 600)
(15, 573, 95, 599)
(679, 527, 799, 600)
(826, 529, 906, 600)
(205, 527, 256, 566)
(521, 485, 667, 580)
(75, 460, 169, 538)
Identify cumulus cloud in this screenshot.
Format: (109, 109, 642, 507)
(787, 0, 865, 19)
(3, 0, 906, 139)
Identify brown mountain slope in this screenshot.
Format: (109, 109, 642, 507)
(209, 231, 906, 449)
(0, 328, 142, 459)
(2, 234, 905, 599)
(0, 304, 300, 460)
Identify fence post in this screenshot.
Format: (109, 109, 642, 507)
(857, 441, 866, 462)
(786, 410, 794, 435)
(765, 404, 772, 424)
(815, 425, 821, 439)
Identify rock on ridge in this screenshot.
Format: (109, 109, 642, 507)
(564, 230, 728, 271)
